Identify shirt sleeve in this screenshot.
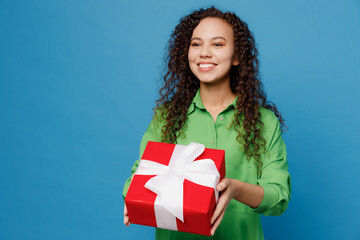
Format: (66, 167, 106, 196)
(122, 111, 164, 199)
(253, 110, 291, 216)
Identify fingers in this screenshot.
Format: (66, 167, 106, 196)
(211, 178, 232, 224)
(124, 204, 128, 215)
(124, 204, 130, 226)
(124, 215, 130, 226)
(210, 209, 225, 236)
(210, 178, 233, 235)
(210, 191, 228, 224)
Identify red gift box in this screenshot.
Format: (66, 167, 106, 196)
(125, 141, 225, 236)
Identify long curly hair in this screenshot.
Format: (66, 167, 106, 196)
(154, 6, 285, 175)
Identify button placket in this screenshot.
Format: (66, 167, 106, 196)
(205, 111, 217, 147)
(209, 124, 216, 146)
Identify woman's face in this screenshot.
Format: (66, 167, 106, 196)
(188, 17, 239, 85)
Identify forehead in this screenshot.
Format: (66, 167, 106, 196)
(191, 17, 234, 40)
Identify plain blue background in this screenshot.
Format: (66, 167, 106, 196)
(1, 0, 359, 239)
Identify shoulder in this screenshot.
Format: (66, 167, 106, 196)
(144, 106, 167, 138)
(152, 105, 168, 125)
(258, 107, 283, 148)
(259, 107, 279, 126)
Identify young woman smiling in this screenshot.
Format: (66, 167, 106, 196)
(123, 6, 291, 240)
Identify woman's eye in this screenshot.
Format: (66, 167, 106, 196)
(214, 43, 224, 47)
(191, 43, 201, 47)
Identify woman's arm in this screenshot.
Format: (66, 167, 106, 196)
(123, 109, 164, 226)
(210, 110, 291, 235)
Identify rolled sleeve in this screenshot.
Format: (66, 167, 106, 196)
(254, 149, 291, 215)
(253, 110, 291, 216)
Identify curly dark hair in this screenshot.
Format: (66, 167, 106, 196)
(154, 6, 285, 175)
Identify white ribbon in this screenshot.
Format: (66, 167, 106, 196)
(134, 142, 220, 231)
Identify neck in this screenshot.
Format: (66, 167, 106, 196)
(199, 80, 236, 111)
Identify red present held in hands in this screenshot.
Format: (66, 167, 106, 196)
(125, 141, 225, 236)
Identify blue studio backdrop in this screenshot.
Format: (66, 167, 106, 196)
(1, 0, 359, 239)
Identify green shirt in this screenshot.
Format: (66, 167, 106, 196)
(123, 89, 291, 240)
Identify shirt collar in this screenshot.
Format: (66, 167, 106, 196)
(187, 88, 238, 115)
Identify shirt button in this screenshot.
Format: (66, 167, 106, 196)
(210, 140, 215, 143)
(219, 116, 224, 121)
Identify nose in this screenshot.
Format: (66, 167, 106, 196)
(200, 44, 212, 58)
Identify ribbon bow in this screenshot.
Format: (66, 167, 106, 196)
(134, 142, 220, 231)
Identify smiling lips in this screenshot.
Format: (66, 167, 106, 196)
(198, 62, 217, 71)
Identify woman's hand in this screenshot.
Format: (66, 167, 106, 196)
(210, 177, 234, 236)
(123, 175, 134, 226)
(210, 177, 264, 235)
(124, 203, 130, 226)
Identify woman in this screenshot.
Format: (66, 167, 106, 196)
(123, 6, 291, 240)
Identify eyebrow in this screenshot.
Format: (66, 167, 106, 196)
(190, 36, 227, 41)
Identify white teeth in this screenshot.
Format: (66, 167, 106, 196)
(199, 64, 216, 68)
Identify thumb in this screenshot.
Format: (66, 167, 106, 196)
(216, 178, 229, 191)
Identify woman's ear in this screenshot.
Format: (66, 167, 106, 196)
(232, 57, 240, 66)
